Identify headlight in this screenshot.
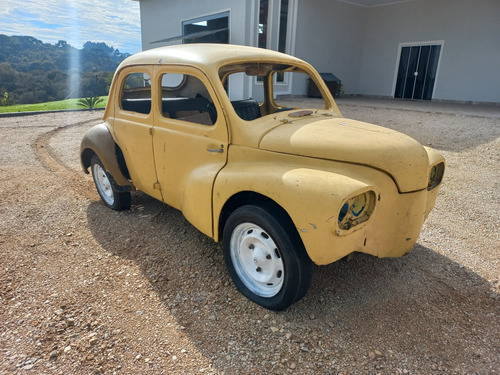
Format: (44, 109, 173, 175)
(427, 162, 445, 190)
(338, 191, 376, 230)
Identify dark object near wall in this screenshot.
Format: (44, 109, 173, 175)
(308, 73, 341, 98)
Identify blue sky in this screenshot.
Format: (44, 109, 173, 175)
(0, 0, 142, 54)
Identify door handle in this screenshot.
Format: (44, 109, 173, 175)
(207, 144, 224, 153)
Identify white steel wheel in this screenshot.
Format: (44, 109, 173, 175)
(230, 222, 285, 298)
(222, 205, 312, 311)
(90, 154, 131, 211)
(92, 161, 115, 206)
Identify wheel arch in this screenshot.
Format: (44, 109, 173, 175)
(80, 123, 132, 191)
(217, 191, 308, 258)
(80, 147, 96, 172)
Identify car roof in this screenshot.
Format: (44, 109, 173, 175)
(118, 43, 306, 69)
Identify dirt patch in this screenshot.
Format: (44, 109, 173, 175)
(0, 104, 498, 374)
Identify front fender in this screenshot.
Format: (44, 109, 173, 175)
(213, 160, 378, 265)
(80, 123, 132, 190)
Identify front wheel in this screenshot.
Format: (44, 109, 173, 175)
(222, 205, 312, 311)
(90, 154, 131, 211)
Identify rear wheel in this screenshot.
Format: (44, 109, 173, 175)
(223, 205, 312, 310)
(90, 154, 131, 211)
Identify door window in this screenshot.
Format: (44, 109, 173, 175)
(160, 73, 218, 126)
(120, 72, 152, 114)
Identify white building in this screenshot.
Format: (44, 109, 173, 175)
(133, 0, 500, 104)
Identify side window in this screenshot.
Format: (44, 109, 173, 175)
(120, 72, 151, 114)
(160, 73, 217, 126)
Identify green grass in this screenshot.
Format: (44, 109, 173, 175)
(0, 96, 108, 114)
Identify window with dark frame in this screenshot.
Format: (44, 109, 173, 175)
(257, 0, 290, 83)
(258, 0, 269, 49)
(182, 12, 229, 44)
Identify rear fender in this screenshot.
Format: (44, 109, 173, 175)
(80, 123, 132, 191)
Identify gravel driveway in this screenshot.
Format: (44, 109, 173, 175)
(0, 99, 499, 374)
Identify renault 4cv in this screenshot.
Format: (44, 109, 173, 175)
(80, 44, 445, 310)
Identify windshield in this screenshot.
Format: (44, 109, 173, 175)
(219, 62, 330, 121)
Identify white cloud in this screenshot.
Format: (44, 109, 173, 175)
(0, 0, 142, 53)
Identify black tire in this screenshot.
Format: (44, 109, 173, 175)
(222, 205, 312, 311)
(90, 154, 131, 211)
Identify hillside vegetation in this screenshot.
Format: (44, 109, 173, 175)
(0, 35, 130, 105)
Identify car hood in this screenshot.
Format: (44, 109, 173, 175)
(259, 116, 429, 192)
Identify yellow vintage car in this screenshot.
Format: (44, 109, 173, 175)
(80, 44, 445, 310)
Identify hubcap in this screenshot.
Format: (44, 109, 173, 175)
(230, 223, 284, 297)
(92, 163, 114, 205)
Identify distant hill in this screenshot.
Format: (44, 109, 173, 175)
(0, 35, 132, 105)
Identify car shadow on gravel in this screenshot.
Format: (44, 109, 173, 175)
(86, 193, 499, 373)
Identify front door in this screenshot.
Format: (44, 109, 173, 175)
(395, 44, 442, 100)
(152, 67, 228, 237)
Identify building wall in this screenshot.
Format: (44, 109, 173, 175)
(138, 0, 260, 98)
(293, 0, 367, 95)
(138, 0, 255, 49)
(358, 0, 500, 103)
(136, 0, 500, 104)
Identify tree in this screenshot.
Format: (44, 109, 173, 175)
(2, 92, 13, 106)
(0, 35, 130, 104)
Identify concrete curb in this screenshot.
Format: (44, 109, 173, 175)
(0, 107, 105, 118)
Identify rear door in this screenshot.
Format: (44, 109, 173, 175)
(112, 66, 162, 200)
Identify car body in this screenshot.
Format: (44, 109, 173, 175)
(80, 44, 445, 310)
